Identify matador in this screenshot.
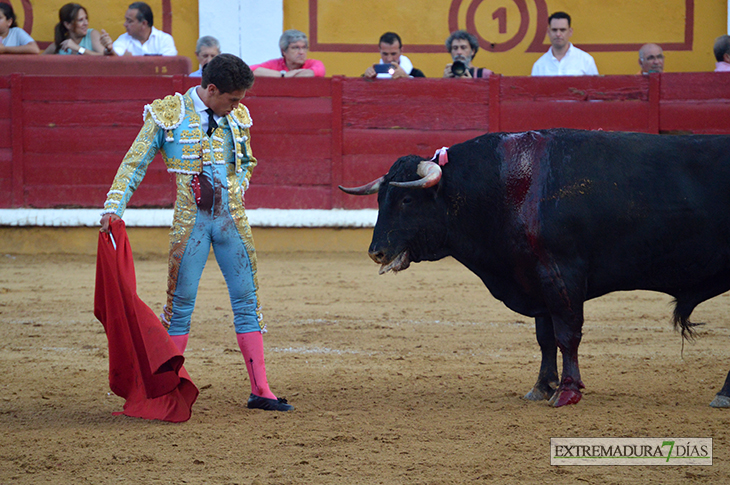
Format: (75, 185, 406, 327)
(100, 54, 293, 412)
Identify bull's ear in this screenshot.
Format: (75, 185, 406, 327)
(389, 161, 441, 189)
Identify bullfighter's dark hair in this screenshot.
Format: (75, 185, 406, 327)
(714, 35, 730, 62)
(0, 3, 18, 28)
(379, 32, 402, 48)
(129, 2, 153, 27)
(548, 11, 571, 26)
(202, 54, 254, 93)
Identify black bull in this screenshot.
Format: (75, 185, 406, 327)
(340, 128, 730, 408)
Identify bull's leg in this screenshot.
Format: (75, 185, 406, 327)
(710, 370, 730, 408)
(547, 316, 585, 407)
(536, 261, 586, 407)
(524, 314, 559, 401)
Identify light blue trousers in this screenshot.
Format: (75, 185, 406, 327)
(167, 165, 259, 336)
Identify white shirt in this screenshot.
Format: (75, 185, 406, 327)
(190, 87, 219, 135)
(1, 27, 35, 47)
(531, 43, 598, 76)
(112, 26, 177, 56)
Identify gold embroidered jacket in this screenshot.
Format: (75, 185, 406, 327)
(102, 87, 257, 216)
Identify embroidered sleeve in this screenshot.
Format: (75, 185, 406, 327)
(230, 105, 257, 191)
(102, 113, 166, 216)
(237, 126, 258, 191)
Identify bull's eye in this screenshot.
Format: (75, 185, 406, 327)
(402, 196, 413, 206)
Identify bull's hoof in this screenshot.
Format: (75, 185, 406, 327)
(524, 387, 553, 401)
(548, 388, 583, 407)
(709, 394, 730, 408)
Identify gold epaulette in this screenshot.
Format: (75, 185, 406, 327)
(143, 93, 185, 130)
(230, 104, 252, 129)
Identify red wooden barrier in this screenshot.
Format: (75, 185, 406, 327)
(1, 73, 729, 211)
(0, 55, 192, 76)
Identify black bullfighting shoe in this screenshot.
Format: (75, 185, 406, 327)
(247, 393, 294, 412)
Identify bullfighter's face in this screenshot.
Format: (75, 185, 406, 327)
(206, 86, 246, 117)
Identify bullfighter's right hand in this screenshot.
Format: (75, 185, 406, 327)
(100, 213, 120, 233)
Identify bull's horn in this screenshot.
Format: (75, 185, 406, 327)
(338, 176, 384, 195)
(389, 161, 442, 189)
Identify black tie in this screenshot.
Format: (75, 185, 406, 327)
(205, 108, 217, 136)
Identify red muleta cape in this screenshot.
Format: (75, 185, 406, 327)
(94, 219, 198, 422)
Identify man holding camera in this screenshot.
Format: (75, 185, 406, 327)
(363, 32, 425, 79)
(443, 30, 493, 79)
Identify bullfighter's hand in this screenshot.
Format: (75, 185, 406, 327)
(100, 214, 120, 233)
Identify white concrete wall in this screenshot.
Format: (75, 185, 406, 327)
(199, 0, 283, 65)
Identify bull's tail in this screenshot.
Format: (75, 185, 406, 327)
(672, 301, 704, 342)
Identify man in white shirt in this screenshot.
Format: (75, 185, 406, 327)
(104, 2, 177, 56)
(531, 11, 598, 76)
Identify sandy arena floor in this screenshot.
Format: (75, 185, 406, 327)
(1, 247, 730, 484)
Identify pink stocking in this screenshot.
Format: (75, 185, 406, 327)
(169, 334, 189, 354)
(236, 332, 277, 400)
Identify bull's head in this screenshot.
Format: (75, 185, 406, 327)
(339, 156, 449, 274)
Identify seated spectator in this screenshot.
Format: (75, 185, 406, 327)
(363, 32, 425, 79)
(250, 29, 325, 77)
(638, 43, 664, 74)
(714, 35, 730, 72)
(0, 3, 40, 54)
(443, 30, 493, 79)
(531, 11, 598, 76)
(190, 35, 220, 77)
(43, 3, 107, 55)
(105, 2, 177, 56)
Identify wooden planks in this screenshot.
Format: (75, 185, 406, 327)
(499, 75, 652, 133)
(0, 55, 192, 77)
(659, 72, 730, 134)
(2, 73, 730, 211)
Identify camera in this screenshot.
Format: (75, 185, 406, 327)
(374, 63, 395, 75)
(451, 60, 467, 77)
